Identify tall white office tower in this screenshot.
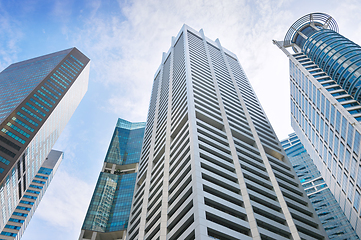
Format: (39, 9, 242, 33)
(127, 25, 327, 240)
(274, 13, 361, 238)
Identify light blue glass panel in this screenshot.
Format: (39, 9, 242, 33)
(351, 157, 357, 180)
(343, 173, 348, 192)
(0, 49, 71, 123)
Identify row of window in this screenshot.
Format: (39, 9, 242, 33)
(290, 68, 361, 213)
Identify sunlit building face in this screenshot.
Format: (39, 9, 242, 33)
(275, 12, 361, 238)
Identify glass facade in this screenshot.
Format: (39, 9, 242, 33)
(300, 30, 361, 100)
(275, 12, 361, 238)
(80, 118, 145, 237)
(282, 133, 358, 239)
(0, 48, 90, 239)
(0, 49, 71, 123)
(104, 118, 145, 166)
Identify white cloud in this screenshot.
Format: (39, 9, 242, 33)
(72, 0, 296, 137)
(0, 2, 23, 70)
(28, 169, 94, 237)
(15, 1, 361, 239)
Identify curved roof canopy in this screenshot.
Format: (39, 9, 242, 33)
(284, 13, 338, 52)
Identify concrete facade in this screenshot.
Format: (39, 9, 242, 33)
(126, 25, 327, 240)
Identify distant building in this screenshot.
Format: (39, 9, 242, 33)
(125, 24, 327, 240)
(79, 118, 145, 240)
(282, 133, 358, 239)
(274, 12, 361, 237)
(0, 48, 90, 239)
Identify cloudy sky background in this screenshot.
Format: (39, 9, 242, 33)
(0, 0, 360, 239)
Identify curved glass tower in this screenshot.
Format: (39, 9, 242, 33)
(285, 13, 361, 102)
(274, 13, 361, 238)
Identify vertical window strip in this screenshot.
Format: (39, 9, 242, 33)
(348, 181, 354, 202)
(350, 157, 357, 180)
(354, 190, 360, 211)
(342, 173, 348, 192)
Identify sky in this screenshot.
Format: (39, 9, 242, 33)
(0, 0, 361, 239)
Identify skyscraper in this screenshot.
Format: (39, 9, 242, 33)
(274, 12, 361, 237)
(126, 24, 326, 240)
(281, 133, 358, 239)
(0, 48, 90, 239)
(79, 118, 145, 240)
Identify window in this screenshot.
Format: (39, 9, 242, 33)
(342, 173, 348, 193)
(320, 118, 324, 137)
(334, 135, 339, 156)
(330, 105, 335, 127)
(337, 165, 342, 185)
(329, 129, 334, 150)
(354, 191, 360, 211)
(347, 123, 354, 147)
(325, 100, 330, 121)
(332, 158, 337, 176)
(341, 117, 347, 140)
(357, 165, 361, 188)
(351, 157, 357, 180)
(339, 142, 345, 164)
(324, 124, 329, 143)
(348, 182, 354, 202)
(5, 225, 21, 230)
(335, 111, 341, 133)
(328, 152, 332, 169)
(354, 131, 361, 155)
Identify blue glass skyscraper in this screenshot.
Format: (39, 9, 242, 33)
(79, 118, 145, 240)
(0, 48, 90, 239)
(274, 13, 361, 237)
(282, 133, 358, 239)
